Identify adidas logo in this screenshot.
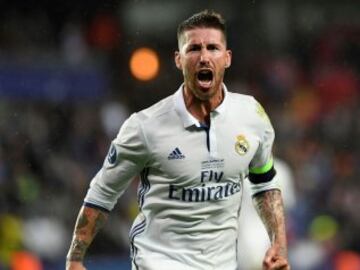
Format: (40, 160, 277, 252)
(168, 147, 185, 160)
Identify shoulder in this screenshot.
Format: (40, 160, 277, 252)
(115, 95, 175, 143)
(227, 91, 274, 133)
(227, 91, 256, 105)
(135, 94, 175, 123)
(126, 94, 177, 132)
(226, 91, 262, 115)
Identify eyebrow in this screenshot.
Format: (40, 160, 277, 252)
(186, 42, 221, 49)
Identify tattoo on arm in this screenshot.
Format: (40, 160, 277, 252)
(67, 239, 89, 261)
(77, 214, 89, 229)
(92, 212, 107, 235)
(67, 206, 108, 262)
(253, 189, 287, 256)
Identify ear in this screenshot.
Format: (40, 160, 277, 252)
(225, 49, 232, 68)
(175, 51, 182, 70)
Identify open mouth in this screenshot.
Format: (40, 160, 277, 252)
(197, 70, 213, 89)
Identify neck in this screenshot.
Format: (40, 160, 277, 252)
(183, 86, 224, 125)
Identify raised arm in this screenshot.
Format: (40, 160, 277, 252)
(66, 206, 109, 270)
(253, 189, 289, 270)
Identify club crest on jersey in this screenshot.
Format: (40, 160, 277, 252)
(107, 144, 117, 164)
(235, 135, 249, 155)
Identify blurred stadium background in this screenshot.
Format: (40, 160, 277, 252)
(0, 0, 359, 269)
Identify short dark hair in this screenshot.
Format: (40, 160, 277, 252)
(177, 10, 227, 46)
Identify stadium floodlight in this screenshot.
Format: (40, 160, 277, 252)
(129, 47, 160, 81)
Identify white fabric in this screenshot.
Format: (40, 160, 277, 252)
(84, 84, 277, 270)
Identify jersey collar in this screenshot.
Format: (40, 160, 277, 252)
(173, 83, 229, 128)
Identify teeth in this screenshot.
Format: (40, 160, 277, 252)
(199, 71, 211, 75)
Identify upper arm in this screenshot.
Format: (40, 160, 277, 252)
(84, 113, 150, 211)
(248, 99, 279, 195)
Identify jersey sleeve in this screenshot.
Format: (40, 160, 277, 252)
(84, 113, 149, 211)
(248, 99, 279, 196)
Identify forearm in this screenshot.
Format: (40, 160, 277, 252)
(67, 205, 109, 262)
(252, 189, 287, 257)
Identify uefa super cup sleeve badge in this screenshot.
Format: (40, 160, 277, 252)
(107, 144, 117, 165)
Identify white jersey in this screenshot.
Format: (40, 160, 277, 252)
(84, 84, 279, 270)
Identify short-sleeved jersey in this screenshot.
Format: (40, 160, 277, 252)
(84, 84, 279, 270)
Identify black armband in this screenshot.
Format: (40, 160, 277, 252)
(249, 166, 276, 184)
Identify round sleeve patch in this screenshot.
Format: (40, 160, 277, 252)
(107, 144, 117, 165)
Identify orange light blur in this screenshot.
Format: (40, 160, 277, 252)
(130, 47, 160, 81)
(11, 251, 43, 270)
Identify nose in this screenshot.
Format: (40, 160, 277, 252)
(199, 48, 210, 65)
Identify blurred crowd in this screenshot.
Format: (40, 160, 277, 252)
(0, 1, 359, 270)
(234, 24, 360, 270)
